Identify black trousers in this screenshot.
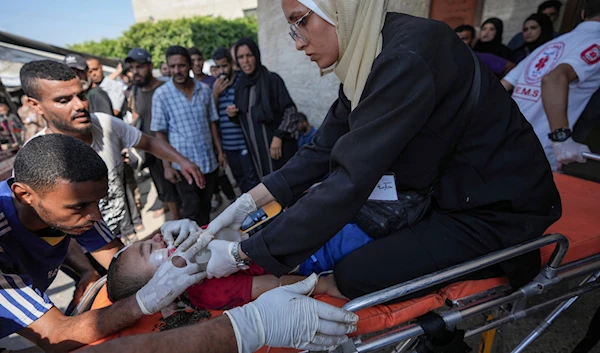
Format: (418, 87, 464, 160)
(148, 157, 180, 203)
(118, 164, 142, 237)
(334, 210, 506, 300)
(214, 171, 236, 201)
(175, 170, 218, 226)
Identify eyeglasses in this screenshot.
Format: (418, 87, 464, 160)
(289, 10, 313, 43)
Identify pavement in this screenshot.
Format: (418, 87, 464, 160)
(1, 177, 599, 353)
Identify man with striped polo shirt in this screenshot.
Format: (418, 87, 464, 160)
(212, 47, 259, 193)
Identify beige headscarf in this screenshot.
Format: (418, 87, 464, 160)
(298, 0, 391, 110)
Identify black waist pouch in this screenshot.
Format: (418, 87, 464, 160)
(354, 189, 433, 239)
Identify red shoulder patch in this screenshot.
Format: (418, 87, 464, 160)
(581, 44, 600, 65)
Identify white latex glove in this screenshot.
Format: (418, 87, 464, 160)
(205, 240, 247, 279)
(136, 232, 213, 315)
(161, 219, 201, 250)
(552, 138, 591, 167)
(225, 274, 358, 353)
(203, 194, 257, 236)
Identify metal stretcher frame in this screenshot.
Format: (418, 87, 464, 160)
(72, 232, 600, 353)
(331, 155, 600, 353)
(328, 232, 600, 353)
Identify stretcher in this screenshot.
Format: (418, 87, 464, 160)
(70, 168, 600, 353)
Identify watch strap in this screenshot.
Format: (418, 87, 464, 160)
(231, 241, 250, 266)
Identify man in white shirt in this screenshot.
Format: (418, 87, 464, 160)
(23, 60, 204, 237)
(87, 58, 126, 117)
(502, 0, 600, 171)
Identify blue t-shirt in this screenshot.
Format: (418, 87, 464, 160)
(298, 127, 317, 148)
(200, 75, 216, 87)
(212, 73, 247, 151)
(0, 179, 114, 338)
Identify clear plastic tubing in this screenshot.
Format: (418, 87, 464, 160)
(149, 248, 170, 268)
(149, 247, 211, 268)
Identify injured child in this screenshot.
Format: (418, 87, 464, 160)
(107, 223, 373, 310)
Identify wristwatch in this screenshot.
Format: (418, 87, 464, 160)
(548, 128, 572, 142)
(231, 241, 251, 268)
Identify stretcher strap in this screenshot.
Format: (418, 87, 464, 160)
(415, 313, 472, 353)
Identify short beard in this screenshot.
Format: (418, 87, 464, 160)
(47, 114, 93, 135)
(35, 201, 89, 235)
(134, 73, 152, 87)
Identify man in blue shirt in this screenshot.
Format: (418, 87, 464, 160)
(296, 112, 317, 149)
(0, 134, 210, 351)
(152, 46, 226, 226)
(211, 47, 259, 193)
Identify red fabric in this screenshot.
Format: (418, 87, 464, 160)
(186, 263, 267, 309)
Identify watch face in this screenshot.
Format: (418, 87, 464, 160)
(556, 130, 568, 141)
(549, 129, 572, 142)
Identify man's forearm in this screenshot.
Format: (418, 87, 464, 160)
(542, 73, 570, 131)
(541, 64, 578, 131)
(22, 296, 143, 353)
(138, 133, 187, 165)
(78, 315, 238, 353)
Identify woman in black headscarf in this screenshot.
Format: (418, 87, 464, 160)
(513, 13, 555, 63)
(229, 38, 299, 180)
(474, 18, 514, 61)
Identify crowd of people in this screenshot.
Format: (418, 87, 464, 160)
(3, 37, 317, 243)
(1, 0, 599, 352)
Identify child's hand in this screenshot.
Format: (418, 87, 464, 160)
(314, 275, 348, 300)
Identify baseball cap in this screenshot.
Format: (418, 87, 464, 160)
(125, 48, 152, 64)
(63, 54, 88, 71)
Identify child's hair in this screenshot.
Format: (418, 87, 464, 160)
(106, 255, 153, 302)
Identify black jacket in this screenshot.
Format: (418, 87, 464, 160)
(242, 13, 561, 277)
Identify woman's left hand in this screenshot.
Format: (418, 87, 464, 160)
(270, 136, 283, 160)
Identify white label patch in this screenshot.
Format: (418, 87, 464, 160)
(513, 84, 542, 102)
(525, 42, 565, 84)
(368, 175, 398, 201)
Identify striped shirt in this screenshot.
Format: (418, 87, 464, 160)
(0, 179, 114, 337)
(213, 73, 247, 151)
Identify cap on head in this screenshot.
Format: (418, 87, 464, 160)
(125, 48, 152, 64)
(63, 54, 88, 71)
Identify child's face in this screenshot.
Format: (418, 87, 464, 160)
(120, 233, 168, 279)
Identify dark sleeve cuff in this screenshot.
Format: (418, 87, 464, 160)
(262, 171, 294, 207)
(274, 129, 287, 139)
(241, 234, 293, 277)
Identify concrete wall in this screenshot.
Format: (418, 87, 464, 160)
(256, 0, 553, 127)
(256, 0, 338, 128)
(132, 0, 257, 22)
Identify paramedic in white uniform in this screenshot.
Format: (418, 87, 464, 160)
(502, 0, 600, 171)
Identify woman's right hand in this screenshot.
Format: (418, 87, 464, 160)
(270, 136, 283, 160)
(226, 104, 239, 118)
(203, 194, 257, 237)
